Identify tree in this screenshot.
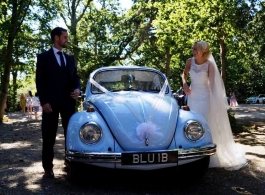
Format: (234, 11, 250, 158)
(130, 0, 255, 91)
(0, 0, 33, 122)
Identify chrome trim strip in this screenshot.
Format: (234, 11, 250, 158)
(66, 144, 216, 163)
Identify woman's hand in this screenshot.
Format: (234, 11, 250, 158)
(183, 84, 191, 95)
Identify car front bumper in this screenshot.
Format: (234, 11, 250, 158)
(66, 144, 216, 169)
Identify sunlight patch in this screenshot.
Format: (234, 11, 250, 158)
(0, 142, 32, 149)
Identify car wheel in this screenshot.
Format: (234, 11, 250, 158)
(178, 156, 210, 180)
(257, 100, 259, 104)
(69, 161, 84, 183)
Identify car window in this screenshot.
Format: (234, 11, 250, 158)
(91, 69, 168, 93)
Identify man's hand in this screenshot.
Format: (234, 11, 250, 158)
(42, 103, 53, 113)
(70, 89, 80, 99)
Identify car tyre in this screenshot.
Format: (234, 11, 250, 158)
(178, 156, 210, 181)
(69, 161, 83, 183)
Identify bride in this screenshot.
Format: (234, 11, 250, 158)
(181, 40, 247, 170)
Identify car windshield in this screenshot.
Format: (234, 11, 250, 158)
(91, 69, 167, 93)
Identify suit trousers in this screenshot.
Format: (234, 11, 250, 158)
(41, 104, 75, 171)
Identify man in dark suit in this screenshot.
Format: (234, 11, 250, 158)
(36, 27, 80, 178)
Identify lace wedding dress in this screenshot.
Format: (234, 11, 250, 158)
(188, 57, 247, 170)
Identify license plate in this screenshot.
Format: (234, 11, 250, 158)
(121, 151, 178, 165)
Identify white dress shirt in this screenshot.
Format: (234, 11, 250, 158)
(53, 47, 66, 66)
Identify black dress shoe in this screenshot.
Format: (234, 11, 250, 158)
(43, 170, 54, 179)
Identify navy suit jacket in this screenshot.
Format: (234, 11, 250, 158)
(36, 48, 80, 107)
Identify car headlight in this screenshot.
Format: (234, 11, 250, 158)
(184, 120, 205, 142)
(79, 122, 102, 145)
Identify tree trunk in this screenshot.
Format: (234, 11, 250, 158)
(0, 39, 13, 122)
(12, 71, 18, 111)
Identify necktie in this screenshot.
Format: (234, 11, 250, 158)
(57, 51, 65, 67)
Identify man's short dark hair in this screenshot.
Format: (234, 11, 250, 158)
(50, 27, 67, 43)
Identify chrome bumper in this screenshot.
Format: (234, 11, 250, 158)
(66, 144, 216, 163)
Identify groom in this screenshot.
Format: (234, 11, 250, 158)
(36, 27, 80, 178)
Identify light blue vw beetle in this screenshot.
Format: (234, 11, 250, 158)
(66, 66, 216, 180)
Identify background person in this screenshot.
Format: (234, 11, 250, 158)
(230, 90, 238, 107)
(182, 40, 247, 170)
(20, 93, 26, 114)
(32, 92, 40, 120)
(26, 91, 33, 118)
(36, 27, 80, 179)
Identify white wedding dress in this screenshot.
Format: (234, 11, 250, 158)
(188, 57, 247, 170)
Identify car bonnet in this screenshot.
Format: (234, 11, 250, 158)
(89, 92, 178, 151)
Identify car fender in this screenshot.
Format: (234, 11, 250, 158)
(66, 111, 115, 151)
(172, 109, 213, 149)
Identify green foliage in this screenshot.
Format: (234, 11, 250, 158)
(227, 109, 239, 133)
(1, 0, 265, 119)
(228, 108, 252, 134)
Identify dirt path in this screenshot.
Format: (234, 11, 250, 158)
(0, 104, 264, 195)
(232, 104, 265, 144)
(231, 104, 265, 173)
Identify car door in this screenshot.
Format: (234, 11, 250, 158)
(258, 94, 265, 104)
